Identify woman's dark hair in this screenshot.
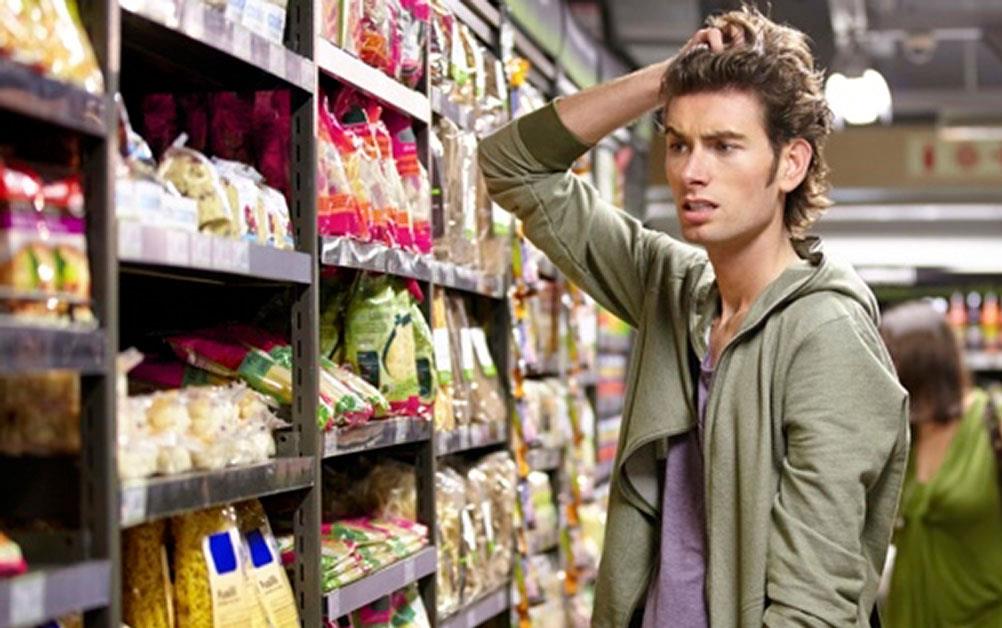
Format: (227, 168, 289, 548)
(880, 300, 966, 424)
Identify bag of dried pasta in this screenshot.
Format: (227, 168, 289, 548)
(434, 467, 464, 616)
(235, 500, 300, 627)
(172, 506, 256, 627)
(122, 520, 175, 628)
(439, 289, 470, 427)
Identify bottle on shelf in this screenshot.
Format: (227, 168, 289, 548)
(966, 291, 983, 352)
(982, 291, 999, 353)
(947, 291, 967, 345)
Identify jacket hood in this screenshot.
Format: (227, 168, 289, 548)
(688, 236, 879, 357)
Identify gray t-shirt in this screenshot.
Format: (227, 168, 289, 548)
(642, 350, 714, 628)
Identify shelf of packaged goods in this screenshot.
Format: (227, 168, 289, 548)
(120, 457, 314, 527)
(316, 39, 430, 123)
(436, 422, 506, 456)
(320, 237, 506, 298)
(324, 546, 437, 619)
(430, 86, 477, 132)
(0, 560, 110, 628)
(120, 0, 315, 93)
(118, 223, 312, 284)
(526, 447, 561, 472)
(0, 324, 105, 374)
(0, 59, 107, 137)
(441, 0, 495, 44)
(438, 584, 511, 628)
(323, 417, 431, 458)
(967, 351, 1002, 372)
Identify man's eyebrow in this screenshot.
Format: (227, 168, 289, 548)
(665, 126, 748, 142)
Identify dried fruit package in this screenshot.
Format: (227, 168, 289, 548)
(172, 506, 256, 627)
(122, 521, 175, 628)
(343, 274, 419, 414)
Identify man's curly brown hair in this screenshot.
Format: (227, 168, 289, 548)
(661, 6, 833, 237)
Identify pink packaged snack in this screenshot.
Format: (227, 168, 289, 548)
(318, 95, 370, 240)
(384, 112, 431, 254)
(397, 0, 428, 88)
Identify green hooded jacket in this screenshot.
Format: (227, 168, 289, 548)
(478, 102, 910, 627)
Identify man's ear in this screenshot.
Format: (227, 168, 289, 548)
(777, 138, 812, 193)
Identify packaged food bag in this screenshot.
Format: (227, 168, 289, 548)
(235, 500, 300, 627)
(158, 137, 237, 236)
(122, 520, 175, 628)
(172, 506, 256, 627)
(344, 274, 419, 414)
(409, 298, 436, 419)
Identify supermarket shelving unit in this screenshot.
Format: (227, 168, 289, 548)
(0, 0, 644, 625)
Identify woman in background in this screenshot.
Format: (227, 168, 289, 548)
(880, 300, 1002, 627)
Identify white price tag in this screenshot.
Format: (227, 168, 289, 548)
(118, 221, 143, 260)
(191, 233, 213, 267)
(470, 328, 497, 376)
(120, 485, 147, 526)
(165, 229, 190, 266)
(184, 4, 206, 39)
(459, 428, 470, 450)
(460, 328, 475, 381)
(269, 43, 282, 75)
(432, 328, 452, 381)
(327, 588, 341, 617)
(403, 558, 416, 583)
(233, 26, 251, 60)
(395, 419, 408, 442)
(9, 572, 45, 627)
(232, 240, 250, 271)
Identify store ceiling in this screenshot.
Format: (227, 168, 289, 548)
(570, 0, 1002, 122)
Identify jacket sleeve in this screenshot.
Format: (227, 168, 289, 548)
(477, 101, 700, 328)
(763, 315, 908, 627)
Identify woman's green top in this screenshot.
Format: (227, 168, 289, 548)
(887, 389, 1002, 627)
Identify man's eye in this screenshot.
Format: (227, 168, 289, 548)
(717, 142, 737, 153)
(668, 142, 688, 154)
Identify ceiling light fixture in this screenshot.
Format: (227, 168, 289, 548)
(825, 68, 893, 126)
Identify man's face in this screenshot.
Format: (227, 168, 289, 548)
(663, 89, 787, 250)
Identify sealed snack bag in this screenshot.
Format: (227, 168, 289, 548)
(431, 286, 463, 428)
(214, 158, 268, 244)
(434, 468, 464, 616)
(325, 361, 391, 418)
(427, 0, 451, 90)
(259, 183, 294, 250)
(36, 0, 104, 92)
(158, 136, 237, 236)
(344, 274, 419, 414)
(410, 298, 436, 419)
(384, 112, 431, 254)
(390, 585, 431, 627)
(172, 506, 256, 626)
(357, 0, 392, 72)
(317, 96, 369, 240)
(370, 119, 415, 250)
(397, 0, 427, 88)
(122, 521, 175, 628)
(235, 500, 300, 627)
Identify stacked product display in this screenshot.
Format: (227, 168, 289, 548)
(0, 0, 640, 625)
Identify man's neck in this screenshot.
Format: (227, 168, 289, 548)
(707, 225, 798, 322)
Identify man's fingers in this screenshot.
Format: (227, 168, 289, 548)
(706, 28, 725, 52)
(725, 24, 746, 47)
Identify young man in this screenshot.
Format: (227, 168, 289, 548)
(479, 7, 909, 628)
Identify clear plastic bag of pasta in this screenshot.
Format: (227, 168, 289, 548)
(122, 520, 175, 628)
(235, 500, 300, 627)
(365, 460, 417, 521)
(429, 287, 456, 432)
(478, 453, 517, 585)
(459, 467, 486, 602)
(438, 288, 470, 426)
(464, 465, 494, 591)
(434, 467, 464, 616)
(172, 505, 257, 626)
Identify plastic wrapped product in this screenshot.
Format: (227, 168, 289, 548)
(35, 0, 104, 92)
(344, 274, 419, 415)
(325, 360, 390, 418)
(214, 159, 268, 244)
(235, 500, 300, 627)
(397, 0, 427, 88)
(433, 287, 467, 427)
(318, 98, 367, 240)
(409, 300, 437, 419)
(122, 520, 175, 628)
(478, 453, 517, 585)
(369, 119, 414, 250)
(435, 119, 478, 268)
(434, 468, 463, 616)
(365, 460, 417, 521)
(383, 112, 431, 255)
(427, 0, 451, 90)
(467, 324, 505, 426)
(458, 470, 484, 602)
(357, 0, 392, 73)
(0, 371, 80, 455)
(464, 465, 493, 592)
(259, 184, 294, 249)
(158, 139, 237, 236)
(429, 288, 455, 432)
(172, 505, 256, 626)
